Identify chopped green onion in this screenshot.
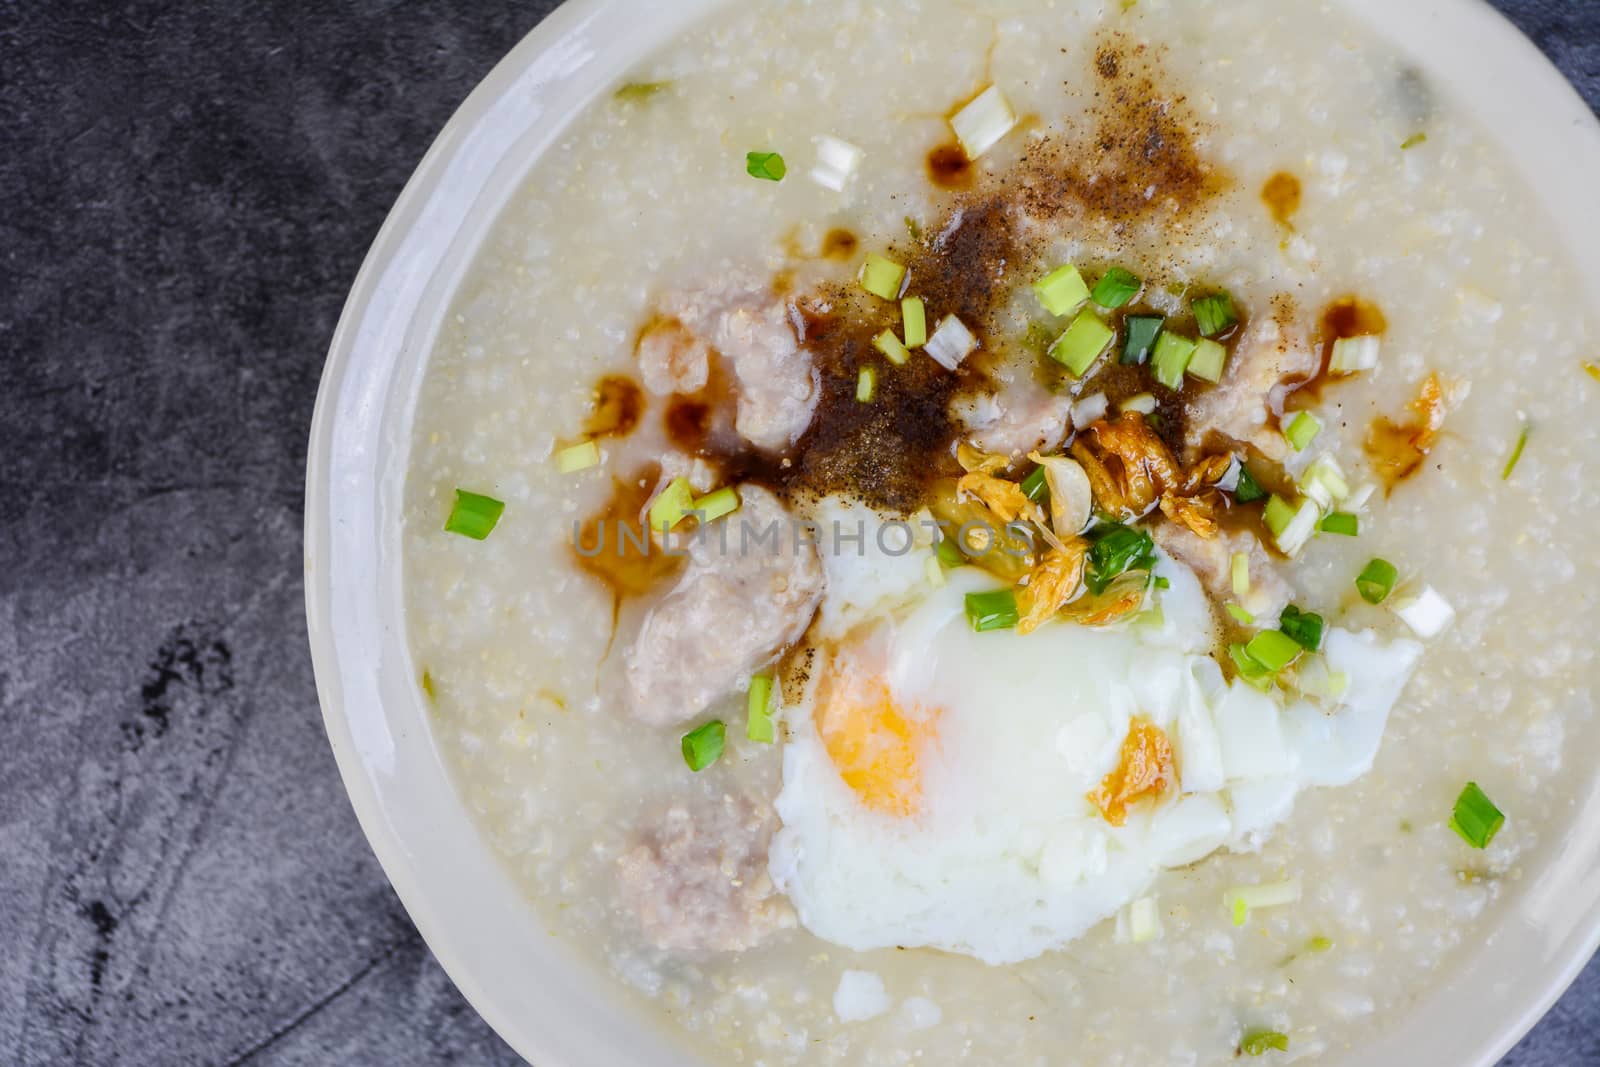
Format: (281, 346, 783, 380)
(681, 720, 726, 771)
(1231, 552, 1250, 596)
(1033, 264, 1091, 317)
(859, 253, 907, 300)
(1401, 132, 1428, 150)
(1049, 311, 1115, 376)
(1085, 523, 1157, 594)
(856, 365, 878, 403)
(1320, 511, 1359, 536)
(1226, 603, 1255, 625)
(949, 85, 1017, 159)
(1128, 896, 1161, 943)
(1230, 896, 1250, 926)
(1241, 1030, 1290, 1056)
(648, 477, 695, 532)
(1091, 266, 1142, 309)
(1264, 495, 1319, 555)
(555, 440, 601, 473)
(1152, 575, 1170, 590)
(444, 489, 506, 540)
(1278, 605, 1324, 652)
(1299, 454, 1350, 509)
(1192, 292, 1238, 337)
(1120, 392, 1158, 415)
(924, 314, 977, 370)
(1020, 465, 1049, 504)
(745, 151, 786, 182)
(924, 554, 946, 588)
(873, 328, 910, 366)
(901, 297, 928, 347)
(1502, 424, 1530, 481)
(1308, 935, 1334, 953)
(1449, 781, 1505, 850)
(1329, 335, 1381, 374)
(693, 486, 741, 523)
(614, 81, 671, 102)
(1245, 629, 1303, 672)
(1234, 464, 1266, 504)
(1355, 558, 1399, 604)
(1224, 878, 1303, 921)
(1284, 411, 1321, 451)
(1392, 584, 1454, 638)
(965, 589, 1020, 632)
(809, 134, 863, 191)
(746, 675, 776, 743)
(420, 670, 436, 701)
(935, 533, 966, 567)
(1150, 331, 1197, 390)
(1186, 337, 1228, 383)
(1263, 495, 1297, 538)
(1121, 315, 1164, 366)
(1229, 643, 1275, 690)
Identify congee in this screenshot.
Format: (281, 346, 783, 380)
(402, 0, 1599, 1062)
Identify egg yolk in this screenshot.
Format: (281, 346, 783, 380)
(1089, 717, 1173, 826)
(814, 658, 937, 817)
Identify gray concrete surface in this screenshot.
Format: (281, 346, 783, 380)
(0, 1, 1595, 1064)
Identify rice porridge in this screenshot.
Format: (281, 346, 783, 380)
(401, 0, 1599, 1063)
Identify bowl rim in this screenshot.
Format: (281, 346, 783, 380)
(305, 2, 1600, 1064)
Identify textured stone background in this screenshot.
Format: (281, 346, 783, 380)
(0, 1, 1595, 1064)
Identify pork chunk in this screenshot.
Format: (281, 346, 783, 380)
(1182, 312, 1318, 464)
(617, 794, 794, 954)
(1155, 522, 1291, 621)
(624, 484, 824, 726)
(639, 281, 820, 452)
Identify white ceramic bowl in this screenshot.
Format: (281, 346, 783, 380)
(304, 2, 1600, 1063)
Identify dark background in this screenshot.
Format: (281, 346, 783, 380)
(0, 1, 1595, 1064)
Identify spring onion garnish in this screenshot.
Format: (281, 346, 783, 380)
(1085, 523, 1157, 594)
(1245, 629, 1303, 672)
(648, 477, 695, 533)
(901, 297, 928, 348)
(924, 314, 978, 370)
(965, 589, 1020, 632)
(949, 85, 1017, 160)
(1449, 781, 1505, 850)
(1224, 878, 1303, 925)
(1231, 552, 1250, 596)
(1278, 605, 1324, 652)
(555, 440, 601, 474)
(1070, 392, 1109, 428)
(856, 365, 877, 403)
(1229, 643, 1275, 690)
(1033, 264, 1091, 317)
(1241, 1031, 1290, 1056)
(694, 486, 741, 523)
(614, 81, 671, 102)
(1186, 338, 1228, 384)
(1355, 558, 1399, 605)
(809, 134, 863, 191)
(1392, 584, 1454, 638)
(1092, 266, 1142, 309)
(1501, 423, 1530, 481)
(924, 554, 946, 588)
(859, 253, 907, 300)
(1120, 392, 1158, 415)
(1049, 312, 1115, 376)
(444, 489, 506, 540)
(1299, 454, 1350, 510)
(1284, 411, 1321, 451)
(874, 328, 911, 366)
(681, 720, 726, 771)
(1309, 935, 1334, 953)
(1121, 315, 1164, 366)
(1150, 331, 1197, 390)
(1192, 292, 1238, 337)
(1128, 896, 1162, 943)
(1233, 464, 1266, 504)
(1401, 132, 1428, 150)
(745, 151, 786, 182)
(747, 674, 776, 743)
(1329, 334, 1381, 375)
(1264, 495, 1318, 556)
(935, 533, 966, 567)
(1020, 465, 1049, 504)
(1319, 511, 1359, 536)
(1226, 603, 1255, 626)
